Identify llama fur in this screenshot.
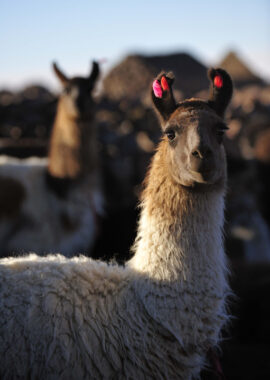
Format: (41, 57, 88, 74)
(0, 68, 232, 379)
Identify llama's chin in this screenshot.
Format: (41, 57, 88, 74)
(188, 169, 221, 186)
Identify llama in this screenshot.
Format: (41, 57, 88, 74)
(0, 61, 102, 257)
(0, 68, 233, 379)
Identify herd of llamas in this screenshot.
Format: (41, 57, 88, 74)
(0, 60, 234, 379)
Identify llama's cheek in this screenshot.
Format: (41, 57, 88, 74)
(167, 153, 180, 182)
(172, 150, 192, 182)
(180, 152, 187, 165)
(170, 155, 193, 186)
(184, 152, 193, 173)
(65, 98, 79, 118)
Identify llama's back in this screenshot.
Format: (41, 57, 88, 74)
(0, 156, 100, 257)
(0, 254, 132, 379)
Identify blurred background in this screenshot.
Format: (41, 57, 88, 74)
(1, 0, 270, 378)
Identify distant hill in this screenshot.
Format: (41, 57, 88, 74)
(102, 53, 209, 102)
(219, 51, 265, 87)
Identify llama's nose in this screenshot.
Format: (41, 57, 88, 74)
(191, 146, 212, 159)
(190, 146, 213, 173)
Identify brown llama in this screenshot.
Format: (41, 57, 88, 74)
(0, 67, 232, 379)
(0, 61, 102, 257)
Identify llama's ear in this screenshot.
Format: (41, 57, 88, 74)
(151, 72, 177, 126)
(89, 61, 100, 89)
(52, 62, 69, 86)
(207, 68, 233, 117)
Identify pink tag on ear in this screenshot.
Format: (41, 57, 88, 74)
(214, 75, 223, 88)
(161, 76, 169, 91)
(153, 80, 163, 98)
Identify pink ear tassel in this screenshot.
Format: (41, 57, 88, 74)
(153, 80, 163, 98)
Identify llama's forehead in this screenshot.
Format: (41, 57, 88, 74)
(68, 77, 90, 90)
(63, 77, 92, 99)
(168, 107, 222, 130)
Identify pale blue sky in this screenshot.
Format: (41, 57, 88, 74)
(1, 0, 269, 89)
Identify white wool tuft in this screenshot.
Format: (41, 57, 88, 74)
(0, 156, 103, 257)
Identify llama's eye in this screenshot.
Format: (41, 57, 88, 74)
(165, 130, 176, 141)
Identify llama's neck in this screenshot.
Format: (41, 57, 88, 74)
(130, 140, 226, 279)
(48, 102, 97, 180)
(128, 140, 228, 348)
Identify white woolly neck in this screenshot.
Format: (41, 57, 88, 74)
(129, 151, 226, 283)
(128, 146, 228, 349)
(129, 186, 226, 282)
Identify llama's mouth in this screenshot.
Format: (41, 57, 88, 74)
(190, 169, 216, 184)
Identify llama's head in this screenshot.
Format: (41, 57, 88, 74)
(48, 61, 100, 180)
(53, 61, 99, 119)
(152, 68, 233, 187)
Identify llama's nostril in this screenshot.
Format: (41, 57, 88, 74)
(192, 148, 212, 159)
(192, 150, 200, 158)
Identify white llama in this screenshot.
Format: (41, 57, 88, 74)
(0, 67, 233, 379)
(0, 61, 102, 257)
